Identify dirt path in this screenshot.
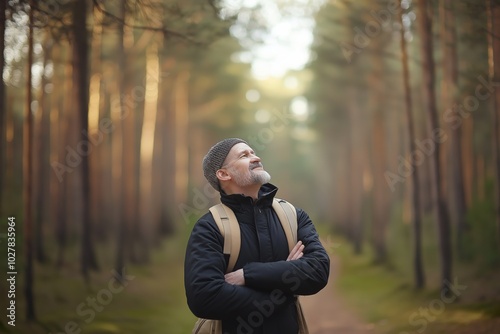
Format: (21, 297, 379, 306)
(300, 251, 378, 334)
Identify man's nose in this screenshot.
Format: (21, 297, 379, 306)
(250, 155, 261, 163)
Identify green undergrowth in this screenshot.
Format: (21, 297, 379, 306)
(329, 232, 500, 334)
(1, 234, 196, 334)
(2, 216, 499, 334)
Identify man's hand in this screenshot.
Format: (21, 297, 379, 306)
(287, 241, 304, 261)
(224, 241, 304, 285)
(225, 269, 245, 286)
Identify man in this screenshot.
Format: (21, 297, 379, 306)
(184, 138, 330, 334)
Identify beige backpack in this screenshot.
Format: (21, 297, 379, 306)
(191, 198, 309, 334)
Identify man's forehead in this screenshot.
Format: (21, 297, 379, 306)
(229, 142, 253, 155)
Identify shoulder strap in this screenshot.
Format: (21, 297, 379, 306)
(209, 203, 241, 273)
(209, 199, 297, 272)
(272, 198, 298, 252)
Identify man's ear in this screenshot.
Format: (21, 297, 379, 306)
(216, 169, 231, 182)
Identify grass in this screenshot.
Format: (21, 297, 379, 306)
(329, 231, 500, 334)
(2, 207, 499, 334)
(0, 234, 197, 334)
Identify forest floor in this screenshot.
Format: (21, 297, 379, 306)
(3, 232, 500, 334)
(301, 243, 500, 334)
(301, 252, 378, 334)
(312, 234, 500, 334)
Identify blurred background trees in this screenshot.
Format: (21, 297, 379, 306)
(308, 0, 500, 281)
(1, 0, 500, 332)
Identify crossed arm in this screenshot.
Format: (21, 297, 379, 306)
(231, 209, 330, 296)
(184, 216, 299, 319)
(224, 240, 305, 285)
(185, 209, 329, 319)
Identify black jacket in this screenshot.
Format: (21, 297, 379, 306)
(184, 183, 330, 334)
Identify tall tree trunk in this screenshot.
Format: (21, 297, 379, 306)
(72, 0, 99, 283)
(370, 28, 389, 264)
(371, 107, 388, 263)
(98, 77, 114, 239)
(174, 70, 190, 208)
(34, 38, 52, 264)
(24, 1, 36, 320)
(462, 117, 474, 208)
(156, 55, 176, 237)
(348, 88, 363, 255)
(486, 0, 500, 250)
(164, 60, 179, 232)
(0, 0, 6, 217)
(88, 6, 105, 241)
(400, 3, 425, 289)
(130, 32, 149, 264)
(343, 140, 354, 243)
(417, 0, 452, 290)
(343, 13, 365, 255)
(116, 0, 132, 279)
(54, 43, 69, 269)
(138, 41, 160, 262)
(440, 0, 468, 259)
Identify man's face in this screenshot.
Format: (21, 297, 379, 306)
(221, 143, 271, 188)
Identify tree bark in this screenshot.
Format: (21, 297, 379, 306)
(116, 0, 132, 279)
(417, 0, 452, 290)
(53, 43, 69, 269)
(370, 24, 390, 264)
(440, 0, 468, 259)
(174, 70, 190, 206)
(348, 88, 363, 255)
(155, 54, 177, 237)
(24, 0, 36, 320)
(400, 3, 425, 289)
(88, 6, 105, 241)
(72, 0, 99, 282)
(34, 38, 52, 264)
(371, 107, 388, 263)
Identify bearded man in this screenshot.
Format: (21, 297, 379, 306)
(184, 138, 330, 334)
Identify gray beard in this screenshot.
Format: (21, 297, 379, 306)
(231, 168, 271, 188)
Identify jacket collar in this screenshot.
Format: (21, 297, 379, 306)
(220, 183, 278, 210)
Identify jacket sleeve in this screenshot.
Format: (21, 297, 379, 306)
(242, 208, 330, 296)
(184, 214, 294, 320)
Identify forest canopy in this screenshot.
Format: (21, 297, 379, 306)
(1, 0, 500, 333)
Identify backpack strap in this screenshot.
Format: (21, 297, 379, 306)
(209, 203, 241, 273)
(209, 198, 297, 272)
(272, 198, 297, 252)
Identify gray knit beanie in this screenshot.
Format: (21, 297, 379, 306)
(203, 138, 248, 191)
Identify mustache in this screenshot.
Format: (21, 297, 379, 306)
(250, 162, 263, 170)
